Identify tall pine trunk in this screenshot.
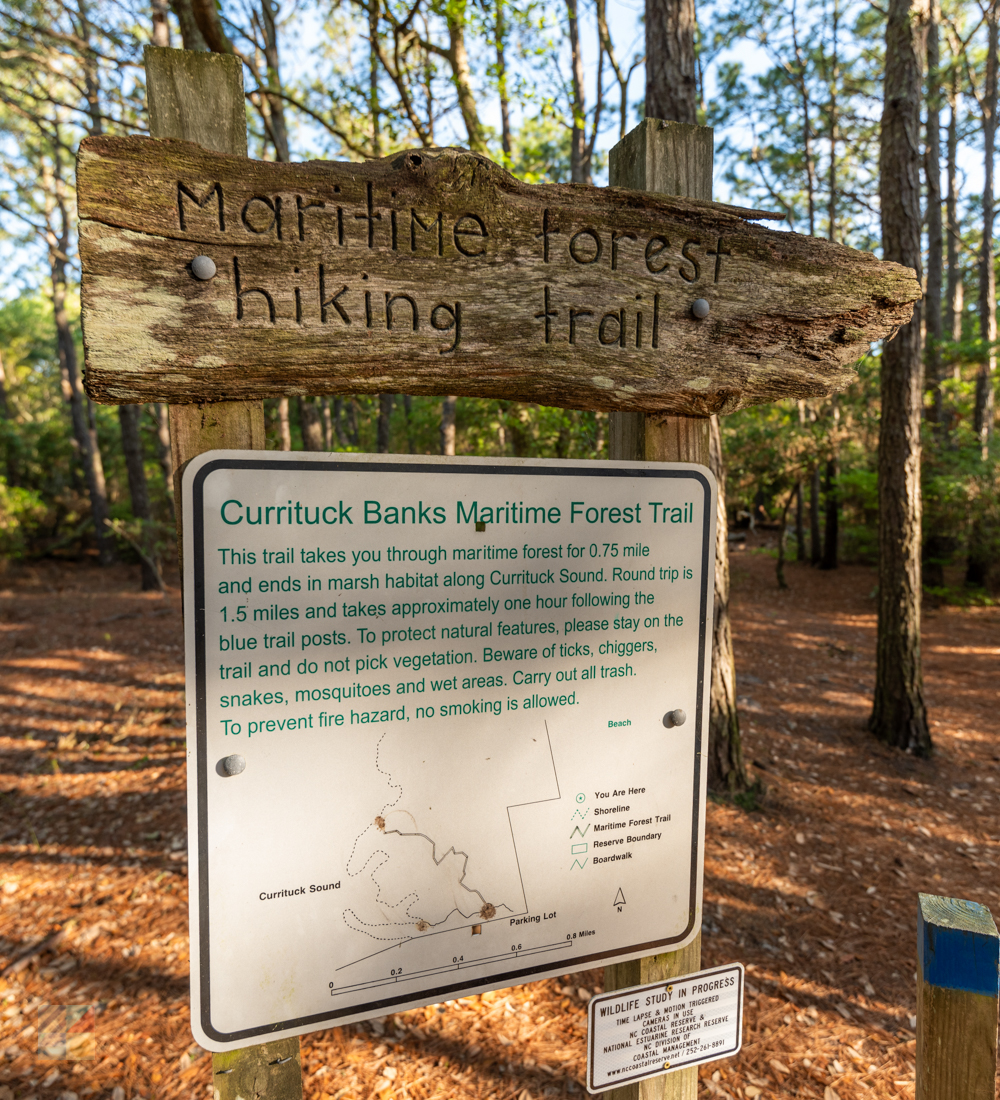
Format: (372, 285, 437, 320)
(925, 0, 944, 425)
(820, 456, 838, 569)
(967, 1, 998, 587)
(869, 0, 931, 755)
(810, 464, 822, 563)
(440, 397, 457, 455)
(644, 0, 696, 122)
(51, 256, 114, 565)
(708, 416, 750, 793)
(118, 405, 159, 590)
(974, 0, 998, 453)
(795, 481, 806, 561)
(154, 403, 174, 514)
(298, 397, 324, 450)
(944, 67, 963, 351)
(377, 394, 393, 452)
(566, 0, 590, 183)
(277, 397, 291, 450)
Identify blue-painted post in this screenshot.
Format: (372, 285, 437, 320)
(917, 893, 999, 1100)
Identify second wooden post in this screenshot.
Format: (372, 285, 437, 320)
(603, 117, 713, 1100)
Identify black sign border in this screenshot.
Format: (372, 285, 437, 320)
(189, 456, 713, 1043)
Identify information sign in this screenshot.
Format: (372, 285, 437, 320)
(182, 452, 716, 1050)
(586, 963, 744, 1093)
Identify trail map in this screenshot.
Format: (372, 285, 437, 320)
(183, 453, 715, 1051)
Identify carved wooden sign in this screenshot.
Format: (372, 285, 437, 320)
(77, 136, 919, 414)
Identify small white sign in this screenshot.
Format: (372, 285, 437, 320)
(182, 452, 716, 1050)
(586, 963, 744, 1093)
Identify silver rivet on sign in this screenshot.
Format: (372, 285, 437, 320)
(217, 753, 246, 776)
(662, 709, 687, 729)
(191, 255, 217, 281)
(691, 298, 710, 319)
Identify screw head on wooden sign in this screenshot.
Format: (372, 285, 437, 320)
(191, 254, 217, 280)
(77, 134, 919, 413)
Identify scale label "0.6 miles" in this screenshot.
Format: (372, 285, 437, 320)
(587, 963, 744, 1093)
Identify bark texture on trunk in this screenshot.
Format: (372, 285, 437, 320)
(925, 0, 943, 425)
(322, 397, 333, 449)
(152, 0, 170, 46)
(298, 396, 324, 450)
(810, 464, 821, 564)
(870, 0, 931, 755)
(378, 394, 393, 452)
(707, 414, 750, 794)
(53, 260, 114, 565)
(118, 404, 160, 590)
(440, 396, 456, 455)
(277, 396, 291, 450)
(975, 0, 998, 452)
(820, 456, 838, 570)
(566, 0, 590, 183)
(795, 481, 806, 561)
(945, 71, 963, 348)
(155, 403, 174, 511)
(644, 0, 697, 125)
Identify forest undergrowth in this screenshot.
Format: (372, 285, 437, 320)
(0, 538, 998, 1100)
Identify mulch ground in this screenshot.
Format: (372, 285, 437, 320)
(0, 539, 998, 1100)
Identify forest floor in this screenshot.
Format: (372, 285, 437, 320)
(0, 539, 998, 1100)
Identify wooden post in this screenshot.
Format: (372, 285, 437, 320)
(602, 118, 712, 1100)
(143, 46, 298, 1097)
(917, 893, 999, 1100)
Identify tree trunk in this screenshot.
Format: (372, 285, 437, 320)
(566, 0, 590, 183)
(154, 403, 174, 516)
(795, 480, 806, 561)
(810, 464, 822, 564)
(369, 0, 380, 157)
(828, 0, 840, 242)
(869, 0, 931, 755)
(189, 0, 233, 52)
(440, 396, 457, 455)
(776, 488, 795, 590)
(52, 257, 114, 565)
(378, 394, 393, 452)
(945, 66, 963, 349)
(298, 396, 324, 451)
(974, 0, 998, 454)
(446, 5, 488, 154)
(170, 0, 208, 50)
(152, 0, 171, 46)
(925, 0, 944, 425)
(0, 349, 18, 488)
(277, 396, 291, 450)
(118, 404, 160, 590)
(321, 397, 333, 449)
(644, 0, 696, 123)
(403, 394, 415, 452)
(820, 456, 838, 569)
(333, 398, 349, 447)
(708, 414, 751, 794)
(260, 0, 291, 162)
(495, 0, 512, 159)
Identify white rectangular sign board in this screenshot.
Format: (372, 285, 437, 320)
(182, 452, 716, 1050)
(586, 963, 744, 1093)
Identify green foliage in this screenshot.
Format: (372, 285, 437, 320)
(263, 394, 607, 460)
(0, 479, 48, 557)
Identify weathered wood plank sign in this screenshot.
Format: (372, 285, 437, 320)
(77, 136, 919, 414)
